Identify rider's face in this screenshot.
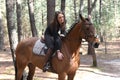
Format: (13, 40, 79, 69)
(57, 13, 64, 25)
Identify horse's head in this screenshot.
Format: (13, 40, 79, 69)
(79, 14, 100, 48)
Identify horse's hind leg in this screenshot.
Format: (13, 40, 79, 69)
(16, 59, 28, 80)
(16, 64, 27, 80)
(27, 63, 36, 80)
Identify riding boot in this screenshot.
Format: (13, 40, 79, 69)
(43, 48, 53, 72)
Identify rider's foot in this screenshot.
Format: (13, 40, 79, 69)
(43, 62, 51, 72)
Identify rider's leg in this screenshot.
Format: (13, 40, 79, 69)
(43, 48, 53, 72)
(43, 35, 54, 72)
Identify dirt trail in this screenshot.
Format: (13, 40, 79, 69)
(0, 41, 120, 80)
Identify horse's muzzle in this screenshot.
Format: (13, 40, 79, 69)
(92, 42, 99, 48)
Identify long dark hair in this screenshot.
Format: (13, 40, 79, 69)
(50, 11, 66, 31)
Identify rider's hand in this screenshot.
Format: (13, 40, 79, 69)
(57, 50, 64, 60)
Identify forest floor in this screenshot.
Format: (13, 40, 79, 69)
(0, 40, 120, 80)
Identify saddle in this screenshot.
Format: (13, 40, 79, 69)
(33, 37, 47, 56)
(33, 36, 56, 72)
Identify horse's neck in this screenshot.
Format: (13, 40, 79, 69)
(63, 23, 82, 55)
(62, 39, 81, 61)
(64, 38, 82, 53)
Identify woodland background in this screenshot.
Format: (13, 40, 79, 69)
(0, 0, 120, 52)
(0, 0, 120, 80)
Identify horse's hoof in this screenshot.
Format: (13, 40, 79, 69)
(43, 69, 47, 72)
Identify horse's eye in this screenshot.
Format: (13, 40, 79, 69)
(86, 28, 89, 30)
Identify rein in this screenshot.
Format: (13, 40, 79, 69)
(65, 37, 82, 42)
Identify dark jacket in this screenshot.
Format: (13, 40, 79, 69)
(44, 25, 66, 50)
(45, 25, 66, 39)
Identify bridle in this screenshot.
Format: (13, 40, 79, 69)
(64, 20, 96, 42)
(82, 22, 96, 41)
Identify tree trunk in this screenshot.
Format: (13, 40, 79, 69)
(87, 0, 98, 67)
(90, 0, 97, 14)
(0, 12, 4, 50)
(88, 0, 97, 15)
(47, 0, 55, 26)
(74, 0, 77, 20)
(88, 43, 97, 66)
(88, 0, 91, 15)
(99, 0, 103, 42)
(99, 0, 101, 24)
(6, 0, 17, 77)
(61, 0, 66, 27)
(16, 0, 22, 42)
(28, 0, 38, 37)
(79, 0, 84, 13)
(61, 0, 66, 13)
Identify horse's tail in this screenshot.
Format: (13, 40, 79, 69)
(15, 58, 17, 80)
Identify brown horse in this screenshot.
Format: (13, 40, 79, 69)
(15, 14, 99, 80)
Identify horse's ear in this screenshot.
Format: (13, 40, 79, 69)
(88, 15, 92, 22)
(79, 14, 86, 22)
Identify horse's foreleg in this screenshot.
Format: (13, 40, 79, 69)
(27, 63, 36, 80)
(67, 72, 76, 80)
(58, 73, 66, 80)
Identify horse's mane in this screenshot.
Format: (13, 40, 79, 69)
(65, 20, 79, 36)
(64, 18, 90, 37)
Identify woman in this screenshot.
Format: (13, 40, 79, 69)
(43, 11, 66, 72)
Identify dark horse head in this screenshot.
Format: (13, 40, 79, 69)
(79, 14, 100, 48)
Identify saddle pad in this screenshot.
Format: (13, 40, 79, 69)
(33, 39, 47, 56)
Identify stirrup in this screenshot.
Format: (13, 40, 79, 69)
(43, 62, 51, 72)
